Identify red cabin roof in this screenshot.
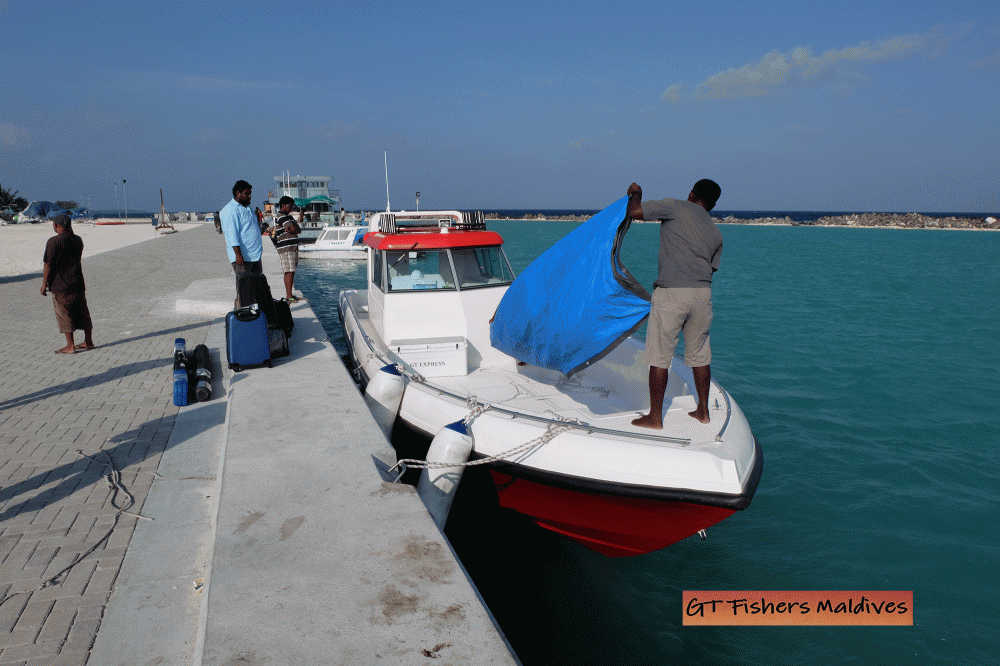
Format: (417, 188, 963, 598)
(364, 230, 503, 251)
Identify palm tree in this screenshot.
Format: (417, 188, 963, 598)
(0, 183, 29, 211)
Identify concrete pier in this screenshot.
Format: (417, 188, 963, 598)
(0, 224, 516, 665)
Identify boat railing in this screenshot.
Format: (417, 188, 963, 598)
(372, 210, 487, 235)
(459, 211, 486, 230)
(712, 380, 733, 442)
(346, 289, 711, 448)
(351, 332, 693, 448)
(421, 380, 694, 447)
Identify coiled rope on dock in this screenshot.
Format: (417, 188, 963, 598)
(0, 449, 152, 609)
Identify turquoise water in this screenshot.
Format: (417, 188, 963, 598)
(297, 222, 1000, 665)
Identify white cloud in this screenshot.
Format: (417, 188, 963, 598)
(0, 122, 29, 148)
(666, 26, 983, 104)
(922, 22, 973, 59)
(195, 127, 225, 144)
(569, 132, 617, 152)
(661, 83, 683, 104)
(174, 75, 295, 94)
(971, 51, 1000, 70)
(309, 120, 365, 142)
(693, 34, 925, 100)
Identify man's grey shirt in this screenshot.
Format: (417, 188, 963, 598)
(641, 198, 723, 289)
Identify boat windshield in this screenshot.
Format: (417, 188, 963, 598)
(386, 250, 457, 291)
(320, 228, 356, 242)
(450, 247, 514, 289)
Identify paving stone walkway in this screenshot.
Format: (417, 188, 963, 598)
(0, 224, 231, 665)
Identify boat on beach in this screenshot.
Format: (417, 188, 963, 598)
(298, 223, 368, 260)
(339, 208, 762, 557)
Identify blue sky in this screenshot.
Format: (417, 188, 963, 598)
(2, 1, 998, 213)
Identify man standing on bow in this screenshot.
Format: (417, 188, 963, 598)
(220, 180, 263, 307)
(628, 179, 723, 427)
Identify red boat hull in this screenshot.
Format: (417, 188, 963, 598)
(489, 470, 737, 557)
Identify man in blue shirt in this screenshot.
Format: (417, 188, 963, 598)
(220, 180, 264, 307)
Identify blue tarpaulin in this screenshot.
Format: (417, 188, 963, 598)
(20, 201, 66, 220)
(489, 196, 651, 376)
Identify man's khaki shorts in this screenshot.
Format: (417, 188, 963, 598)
(278, 248, 298, 273)
(642, 287, 713, 368)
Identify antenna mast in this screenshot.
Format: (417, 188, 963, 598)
(384, 152, 391, 212)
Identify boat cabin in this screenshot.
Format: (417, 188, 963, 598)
(266, 172, 344, 229)
(316, 225, 365, 247)
(363, 211, 515, 376)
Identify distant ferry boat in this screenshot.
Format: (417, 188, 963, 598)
(266, 172, 344, 242)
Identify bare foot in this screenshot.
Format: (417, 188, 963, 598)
(688, 409, 710, 424)
(631, 414, 663, 430)
(74, 343, 95, 351)
(55, 347, 75, 354)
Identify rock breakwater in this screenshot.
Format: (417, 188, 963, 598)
(720, 213, 999, 230)
(486, 212, 998, 229)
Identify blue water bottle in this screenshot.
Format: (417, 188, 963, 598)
(173, 338, 188, 406)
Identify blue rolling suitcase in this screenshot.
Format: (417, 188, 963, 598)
(226, 306, 271, 371)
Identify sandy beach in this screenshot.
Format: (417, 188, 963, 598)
(0, 220, 205, 277)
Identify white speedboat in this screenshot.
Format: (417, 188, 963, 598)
(298, 224, 368, 260)
(339, 208, 762, 557)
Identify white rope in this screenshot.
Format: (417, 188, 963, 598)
(392, 363, 425, 383)
(0, 449, 151, 610)
(389, 398, 582, 477)
(358, 355, 425, 385)
(556, 374, 611, 398)
(462, 395, 489, 426)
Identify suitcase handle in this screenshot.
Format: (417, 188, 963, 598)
(233, 308, 260, 322)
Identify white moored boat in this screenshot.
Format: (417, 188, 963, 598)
(297, 223, 368, 260)
(339, 207, 762, 557)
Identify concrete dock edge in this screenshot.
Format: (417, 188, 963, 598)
(89, 246, 518, 665)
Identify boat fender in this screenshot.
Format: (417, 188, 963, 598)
(363, 364, 405, 438)
(417, 421, 474, 529)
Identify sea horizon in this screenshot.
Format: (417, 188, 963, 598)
(72, 208, 999, 226)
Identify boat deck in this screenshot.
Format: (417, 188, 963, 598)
(343, 287, 728, 448)
(341, 278, 755, 499)
(414, 358, 727, 447)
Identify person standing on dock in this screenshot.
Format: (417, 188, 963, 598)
(271, 195, 303, 302)
(41, 213, 95, 354)
(628, 179, 722, 427)
(220, 180, 263, 307)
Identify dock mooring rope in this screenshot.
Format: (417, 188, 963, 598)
(389, 400, 582, 479)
